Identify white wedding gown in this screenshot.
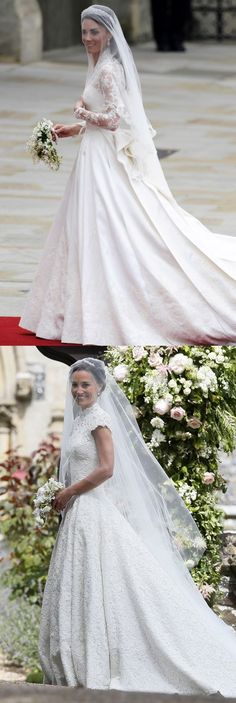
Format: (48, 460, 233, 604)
(19, 53, 236, 345)
(39, 402, 236, 694)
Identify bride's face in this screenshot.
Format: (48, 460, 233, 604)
(81, 19, 109, 59)
(71, 369, 100, 410)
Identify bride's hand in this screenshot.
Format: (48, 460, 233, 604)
(52, 124, 77, 140)
(52, 486, 74, 512)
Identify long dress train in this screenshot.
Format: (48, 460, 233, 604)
(39, 402, 236, 694)
(20, 53, 236, 344)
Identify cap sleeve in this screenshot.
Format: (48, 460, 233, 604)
(89, 407, 113, 434)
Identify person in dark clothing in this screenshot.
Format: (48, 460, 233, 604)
(150, 0, 191, 51)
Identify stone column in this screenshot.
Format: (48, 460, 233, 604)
(0, 0, 42, 63)
(109, 0, 152, 42)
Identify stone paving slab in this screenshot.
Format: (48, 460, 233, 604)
(0, 683, 231, 702)
(1, 42, 236, 315)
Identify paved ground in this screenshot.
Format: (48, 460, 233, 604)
(0, 652, 25, 683)
(0, 41, 236, 316)
(0, 683, 231, 702)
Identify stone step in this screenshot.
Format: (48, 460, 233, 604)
(0, 683, 232, 702)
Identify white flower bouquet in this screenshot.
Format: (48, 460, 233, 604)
(33, 477, 64, 527)
(26, 118, 62, 171)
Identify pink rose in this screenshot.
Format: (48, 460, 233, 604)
(202, 471, 215, 485)
(153, 398, 172, 415)
(187, 417, 201, 429)
(170, 406, 185, 421)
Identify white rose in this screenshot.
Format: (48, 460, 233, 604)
(113, 364, 129, 382)
(153, 398, 172, 415)
(202, 471, 215, 485)
(118, 346, 129, 352)
(169, 353, 193, 375)
(185, 559, 195, 569)
(132, 346, 147, 361)
(168, 379, 179, 391)
(216, 354, 224, 363)
(187, 416, 201, 429)
(148, 352, 163, 368)
(170, 406, 185, 421)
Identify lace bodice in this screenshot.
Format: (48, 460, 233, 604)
(65, 402, 112, 487)
(75, 53, 127, 131)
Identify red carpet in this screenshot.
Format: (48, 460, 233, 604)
(0, 318, 80, 346)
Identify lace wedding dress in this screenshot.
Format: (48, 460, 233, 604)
(39, 402, 236, 694)
(20, 51, 236, 344)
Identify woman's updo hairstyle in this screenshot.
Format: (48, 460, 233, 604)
(69, 358, 106, 392)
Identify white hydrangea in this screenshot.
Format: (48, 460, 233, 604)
(178, 483, 197, 503)
(195, 366, 218, 394)
(150, 416, 165, 429)
(143, 370, 168, 398)
(149, 429, 166, 448)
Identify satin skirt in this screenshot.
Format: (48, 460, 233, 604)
(20, 125, 236, 344)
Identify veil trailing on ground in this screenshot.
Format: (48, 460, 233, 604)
(59, 358, 206, 582)
(80, 4, 173, 197)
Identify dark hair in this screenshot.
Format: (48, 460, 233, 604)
(69, 358, 106, 392)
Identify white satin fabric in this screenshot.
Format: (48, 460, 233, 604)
(20, 55, 236, 344)
(39, 402, 236, 693)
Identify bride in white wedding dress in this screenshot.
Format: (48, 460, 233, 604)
(39, 358, 236, 694)
(19, 5, 236, 345)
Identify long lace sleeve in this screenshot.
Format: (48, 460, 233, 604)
(75, 65, 124, 131)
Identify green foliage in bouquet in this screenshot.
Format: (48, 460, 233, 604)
(105, 345, 236, 603)
(0, 437, 60, 605)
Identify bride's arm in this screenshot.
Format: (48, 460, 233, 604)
(74, 67, 124, 131)
(53, 426, 114, 511)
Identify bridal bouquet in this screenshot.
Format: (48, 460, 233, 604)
(26, 118, 62, 171)
(33, 477, 64, 527)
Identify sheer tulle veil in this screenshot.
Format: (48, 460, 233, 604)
(59, 358, 206, 588)
(80, 5, 173, 197)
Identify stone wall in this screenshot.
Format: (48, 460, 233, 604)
(37, 0, 152, 51)
(0, 347, 68, 457)
(1, 0, 236, 63)
(0, 0, 42, 62)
